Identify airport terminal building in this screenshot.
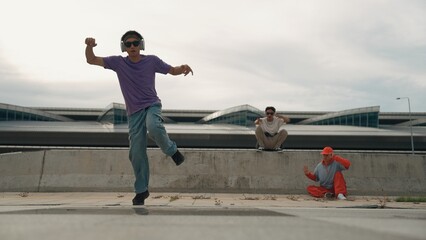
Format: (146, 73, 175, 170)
(1, 102, 425, 153)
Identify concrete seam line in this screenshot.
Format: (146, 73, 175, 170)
(37, 150, 46, 192)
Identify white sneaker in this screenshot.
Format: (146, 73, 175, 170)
(337, 193, 347, 200)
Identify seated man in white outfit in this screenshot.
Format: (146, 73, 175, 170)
(254, 106, 290, 151)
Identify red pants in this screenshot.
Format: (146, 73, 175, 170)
(307, 172, 347, 198)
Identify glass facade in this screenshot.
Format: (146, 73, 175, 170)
(3, 103, 421, 129)
(199, 105, 263, 127)
(0, 107, 66, 121)
(309, 112, 379, 127)
(298, 106, 380, 128)
(98, 108, 128, 124)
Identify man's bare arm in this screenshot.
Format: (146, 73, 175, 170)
(169, 64, 193, 76)
(276, 114, 290, 123)
(255, 118, 262, 125)
(85, 37, 104, 67)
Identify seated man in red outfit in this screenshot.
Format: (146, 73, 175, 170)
(303, 146, 351, 200)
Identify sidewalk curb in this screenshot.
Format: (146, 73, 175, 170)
(1, 192, 424, 210)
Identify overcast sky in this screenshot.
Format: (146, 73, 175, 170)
(0, 0, 425, 112)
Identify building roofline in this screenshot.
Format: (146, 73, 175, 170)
(1, 103, 73, 121)
(298, 106, 380, 125)
(199, 104, 263, 123)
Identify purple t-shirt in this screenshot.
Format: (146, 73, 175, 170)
(103, 55, 171, 115)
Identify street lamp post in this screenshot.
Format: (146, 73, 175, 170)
(396, 97, 414, 154)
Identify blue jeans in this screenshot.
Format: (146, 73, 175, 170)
(128, 103, 177, 194)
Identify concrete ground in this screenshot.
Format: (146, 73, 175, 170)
(0, 192, 425, 240)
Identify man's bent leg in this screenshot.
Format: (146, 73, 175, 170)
(146, 104, 177, 156)
(256, 126, 277, 149)
(255, 126, 266, 148)
(333, 171, 347, 196)
(128, 110, 150, 194)
(272, 129, 288, 149)
(307, 185, 332, 198)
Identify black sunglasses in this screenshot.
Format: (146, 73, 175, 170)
(266, 112, 275, 115)
(124, 40, 141, 48)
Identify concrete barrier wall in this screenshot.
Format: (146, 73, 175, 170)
(1, 149, 425, 196)
(0, 151, 45, 192)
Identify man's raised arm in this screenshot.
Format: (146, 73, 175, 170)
(85, 37, 104, 67)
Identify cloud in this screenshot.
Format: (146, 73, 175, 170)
(0, 56, 123, 107)
(0, 0, 425, 112)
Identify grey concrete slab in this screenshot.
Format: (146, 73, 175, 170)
(271, 207, 426, 240)
(0, 192, 425, 240)
(0, 202, 426, 240)
(0, 151, 44, 192)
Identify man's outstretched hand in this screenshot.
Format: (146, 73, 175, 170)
(303, 165, 310, 175)
(181, 64, 193, 76)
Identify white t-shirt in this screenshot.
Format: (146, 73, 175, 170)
(260, 116, 285, 135)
